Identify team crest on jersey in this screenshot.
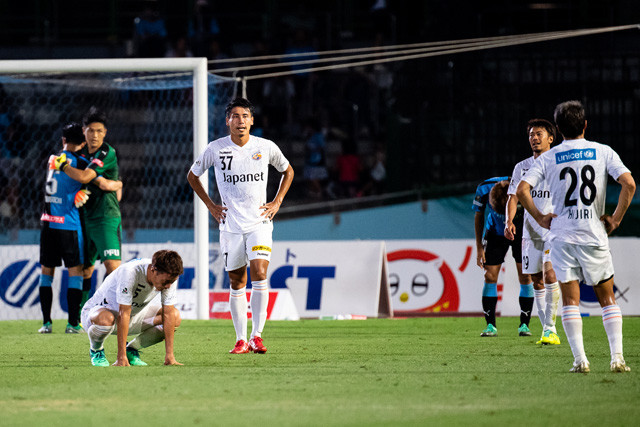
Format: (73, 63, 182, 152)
(252, 151, 262, 160)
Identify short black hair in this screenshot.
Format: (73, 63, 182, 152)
(83, 106, 108, 128)
(553, 100, 585, 139)
(62, 122, 84, 144)
(527, 118, 556, 142)
(225, 97, 254, 118)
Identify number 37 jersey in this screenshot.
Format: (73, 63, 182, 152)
(190, 135, 290, 234)
(522, 138, 630, 247)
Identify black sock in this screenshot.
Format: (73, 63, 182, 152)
(39, 287, 53, 324)
(482, 296, 498, 327)
(67, 288, 82, 326)
(519, 297, 534, 326)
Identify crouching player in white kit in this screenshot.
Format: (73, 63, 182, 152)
(81, 250, 184, 367)
(506, 119, 561, 345)
(188, 97, 294, 354)
(517, 101, 636, 373)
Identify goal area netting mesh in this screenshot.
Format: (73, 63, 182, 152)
(0, 69, 236, 240)
(0, 59, 236, 320)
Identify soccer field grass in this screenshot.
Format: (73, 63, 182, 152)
(1, 317, 638, 426)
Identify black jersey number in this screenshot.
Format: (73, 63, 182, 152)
(559, 165, 596, 207)
(220, 155, 233, 170)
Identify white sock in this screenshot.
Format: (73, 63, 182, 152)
(250, 280, 269, 338)
(128, 325, 165, 350)
(534, 288, 546, 330)
(561, 305, 587, 364)
(544, 282, 560, 333)
(602, 304, 624, 360)
(229, 288, 248, 342)
(88, 324, 115, 351)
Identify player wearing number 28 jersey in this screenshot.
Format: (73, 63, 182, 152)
(518, 100, 635, 374)
(522, 139, 629, 248)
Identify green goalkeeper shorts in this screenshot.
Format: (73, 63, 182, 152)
(84, 216, 122, 266)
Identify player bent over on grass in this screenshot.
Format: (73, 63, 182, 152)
(188, 97, 294, 354)
(473, 177, 534, 337)
(80, 250, 184, 367)
(518, 100, 636, 373)
(506, 119, 561, 345)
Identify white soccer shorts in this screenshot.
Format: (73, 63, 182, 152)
(220, 225, 273, 271)
(550, 241, 614, 286)
(81, 303, 161, 335)
(521, 238, 552, 275)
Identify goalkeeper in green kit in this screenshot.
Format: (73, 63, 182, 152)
(51, 107, 123, 307)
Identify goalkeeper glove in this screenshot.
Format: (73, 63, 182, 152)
(74, 189, 91, 208)
(48, 153, 69, 171)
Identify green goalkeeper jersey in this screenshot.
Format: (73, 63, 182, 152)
(79, 142, 121, 220)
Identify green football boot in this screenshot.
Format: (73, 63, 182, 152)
(65, 323, 83, 334)
(481, 324, 498, 337)
(90, 349, 109, 367)
(126, 348, 148, 366)
(518, 323, 532, 336)
(38, 322, 52, 334)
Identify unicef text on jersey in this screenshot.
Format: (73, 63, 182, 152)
(555, 148, 596, 164)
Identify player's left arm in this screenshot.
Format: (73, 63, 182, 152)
(113, 304, 132, 366)
(161, 304, 183, 366)
(601, 172, 636, 234)
(93, 176, 123, 192)
(261, 164, 294, 220)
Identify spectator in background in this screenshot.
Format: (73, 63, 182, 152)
(358, 144, 387, 196)
(134, 7, 168, 58)
(165, 35, 194, 58)
(303, 117, 329, 200)
(335, 142, 361, 198)
(188, 0, 221, 57)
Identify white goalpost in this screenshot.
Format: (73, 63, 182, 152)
(0, 58, 215, 320)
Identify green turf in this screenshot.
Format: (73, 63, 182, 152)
(0, 317, 638, 426)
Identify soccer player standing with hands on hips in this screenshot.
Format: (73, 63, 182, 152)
(506, 119, 562, 345)
(517, 100, 636, 373)
(80, 250, 184, 367)
(188, 97, 294, 354)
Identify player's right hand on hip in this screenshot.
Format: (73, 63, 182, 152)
(48, 153, 69, 171)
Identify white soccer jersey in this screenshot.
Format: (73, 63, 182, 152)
(190, 135, 290, 233)
(522, 138, 630, 247)
(508, 156, 552, 241)
(84, 259, 178, 314)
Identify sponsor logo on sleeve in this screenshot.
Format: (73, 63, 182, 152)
(252, 245, 272, 252)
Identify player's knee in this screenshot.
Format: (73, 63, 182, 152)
(92, 309, 116, 326)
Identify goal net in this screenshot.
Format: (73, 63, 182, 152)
(0, 58, 237, 321)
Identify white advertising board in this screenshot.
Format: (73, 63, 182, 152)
(1, 238, 637, 320)
(385, 238, 640, 317)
